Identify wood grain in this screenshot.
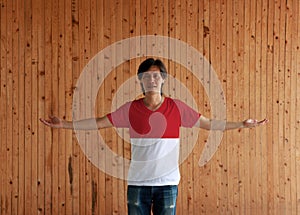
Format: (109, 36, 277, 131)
(0, 0, 299, 214)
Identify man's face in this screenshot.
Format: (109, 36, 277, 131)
(140, 66, 165, 94)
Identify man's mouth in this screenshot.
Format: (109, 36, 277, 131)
(147, 85, 157, 88)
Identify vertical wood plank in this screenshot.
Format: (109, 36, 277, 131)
(7, 0, 14, 213)
(15, 0, 25, 213)
(36, 0, 46, 213)
(77, 0, 87, 213)
(127, 0, 138, 211)
(249, 0, 258, 213)
(44, 0, 53, 213)
(50, 0, 60, 214)
(90, 1, 98, 215)
(278, 0, 287, 213)
(255, 0, 263, 213)
(290, 1, 299, 215)
(243, 1, 252, 214)
(89, 0, 100, 214)
(212, 0, 222, 213)
(186, 1, 199, 213)
(236, 0, 245, 214)
(71, 0, 81, 214)
(272, 0, 281, 213)
(31, 0, 39, 212)
(284, 0, 293, 213)
(6, 0, 13, 214)
(0, 0, 8, 214)
(219, 0, 229, 213)
(266, 0, 275, 213)
(187, 0, 200, 214)
(103, 0, 113, 213)
(232, 0, 241, 213)
(23, 0, 33, 214)
(243, 0, 251, 214)
(260, 0, 269, 213)
(296, 1, 300, 214)
(226, 0, 235, 213)
(208, 1, 218, 213)
(179, 0, 192, 213)
(174, 1, 183, 213)
(83, 0, 92, 214)
(64, 0, 73, 214)
(119, 0, 130, 212)
(198, 1, 212, 214)
(11, 0, 21, 213)
(58, 0, 67, 214)
(112, 0, 121, 213)
(187, 0, 200, 213)
(95, 0, 106, 214)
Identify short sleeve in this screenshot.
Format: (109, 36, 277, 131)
(106, 101, 131, 128)
(173, 99, 201, 128)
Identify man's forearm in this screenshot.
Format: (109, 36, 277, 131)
(208, 119, 244, 130)
(224, 121, 244, 130)
(63, 118, 99, 130)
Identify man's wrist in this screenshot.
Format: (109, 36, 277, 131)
(62, 120, 72, 129)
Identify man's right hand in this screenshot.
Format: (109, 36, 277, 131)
(40, 116, 65, 129)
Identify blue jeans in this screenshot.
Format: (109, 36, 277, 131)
(127, 185, 178, 215)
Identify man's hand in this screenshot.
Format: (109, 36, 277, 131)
(243, 118, 268, 128)
(40, 116, 65, 129)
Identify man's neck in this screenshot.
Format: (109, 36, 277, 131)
(143, 93, 164, 110)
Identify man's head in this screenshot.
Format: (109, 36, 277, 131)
(137, 58, 167, 95)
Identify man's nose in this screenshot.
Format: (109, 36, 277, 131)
(150, 75, 156, 82)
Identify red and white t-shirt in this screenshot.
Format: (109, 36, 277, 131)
(107, 97, 200, 186)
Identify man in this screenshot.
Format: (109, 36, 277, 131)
(40, 58, 268, 215)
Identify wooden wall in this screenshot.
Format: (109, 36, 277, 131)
(1, 0, 300, 214)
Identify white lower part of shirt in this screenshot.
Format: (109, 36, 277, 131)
(127, 138, 180, 186)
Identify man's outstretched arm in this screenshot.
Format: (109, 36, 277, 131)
(40, 116, 113, 130)
(194, 115, 268, 130)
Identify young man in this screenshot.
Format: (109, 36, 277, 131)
(40, 58, 268, 215)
